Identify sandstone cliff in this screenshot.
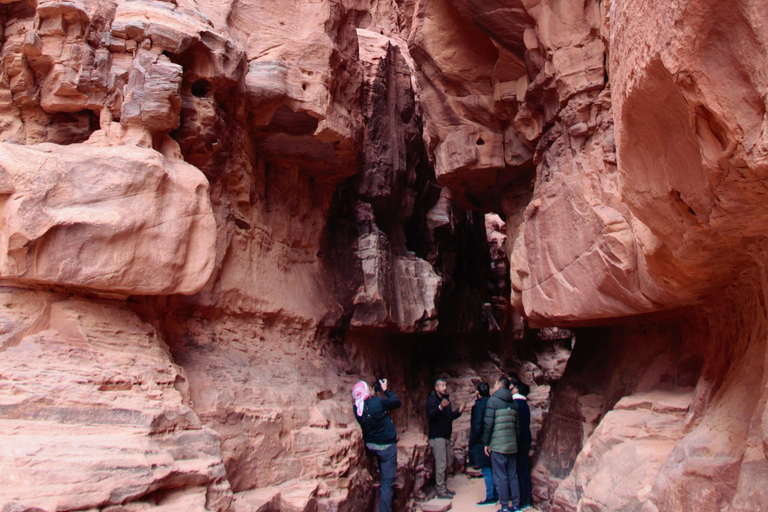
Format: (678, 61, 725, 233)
(1, 0, 768, 511)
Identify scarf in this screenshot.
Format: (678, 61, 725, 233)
(352, 381, 371, 417)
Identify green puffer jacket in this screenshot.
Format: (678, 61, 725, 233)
(482, 387, 520, 454)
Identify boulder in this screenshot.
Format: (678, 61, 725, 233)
(0, 143, 216, 295)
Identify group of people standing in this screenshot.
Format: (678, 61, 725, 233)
(468, 376, 532, 510)
(352, 374, 532, 512)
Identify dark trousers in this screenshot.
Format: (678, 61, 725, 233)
(491, 451, 520, 511)
(516, 443, 531, 507)
(373, 444, 398, 512)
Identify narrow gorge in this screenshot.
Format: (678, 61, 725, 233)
(1, 0, 767, 511)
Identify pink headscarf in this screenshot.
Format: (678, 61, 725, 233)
(352, 381, 371, 417)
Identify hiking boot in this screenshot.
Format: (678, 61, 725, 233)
(445, 489, 456, 496)
(436, 492, 453, 500)
(477, 497, 498, 506)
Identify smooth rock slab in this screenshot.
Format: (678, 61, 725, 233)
(0, 142, 216, 295)
(419, 498, 452, 512)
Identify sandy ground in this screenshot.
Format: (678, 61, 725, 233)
(434, 474, 542, 512)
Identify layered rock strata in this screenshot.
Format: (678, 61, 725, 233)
(2, 0, 768, 511)
(405, 0, 768, 511)
(0, 0, 499, 510)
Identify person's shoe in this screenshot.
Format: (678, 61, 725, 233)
(436, 492, 453, 500)
(444, 489, 456, 497)
(477, 497, 498, 506)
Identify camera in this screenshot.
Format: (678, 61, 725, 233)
(373, 378, 384, 392)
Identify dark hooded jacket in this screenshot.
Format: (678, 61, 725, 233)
(514, 394, 531, 448)
(482, 387, 520, 454)
(469, 396, 491, 468)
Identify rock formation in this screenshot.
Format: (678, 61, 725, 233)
(2, 0, 768, 511)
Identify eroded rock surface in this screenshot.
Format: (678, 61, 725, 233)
(2, 0, 768, 511)
(0, 292, 232, 511)
(0, 143, 216, 295)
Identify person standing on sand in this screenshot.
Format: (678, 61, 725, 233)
(427, 378, 465, 499)
(353, 379, 401, 512)
(511, 380, 532, 510)
(470, 381, 498, 506)
(483, 376, 521, 512)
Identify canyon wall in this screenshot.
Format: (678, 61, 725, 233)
(0, 0, 506, 510)
(426, 0, 768, 511)
(1, 0, 768, 511)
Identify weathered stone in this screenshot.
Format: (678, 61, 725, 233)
(0, 143, 216, 295)
(0, 294, 232, 511)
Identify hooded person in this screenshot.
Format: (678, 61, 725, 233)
(353, 379, 401, 512)
(511, 380, 532, 510)
(483, 376, 521, 512)
(470, 381, 497, 506)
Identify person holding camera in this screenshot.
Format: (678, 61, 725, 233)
(426, 378, 465, 499)
(353, 378, 401, 512)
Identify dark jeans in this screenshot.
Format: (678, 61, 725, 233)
(516, 443, 531, 507)
(372, 444, 398, 512)
(491, 451, 520, 511)
(481, 466, 496, 500)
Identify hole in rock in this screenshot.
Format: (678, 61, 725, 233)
(191, 79, 211, 97)
(476, 138, 485, 146)
(302, 84, 307, 91)
(261, 106, 319, 136)
(47, 110, 100, 145)
(234, 217, 251, 230)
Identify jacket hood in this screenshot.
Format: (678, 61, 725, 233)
(493, 387, 514, 403)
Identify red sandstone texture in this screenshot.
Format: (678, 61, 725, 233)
(1, 0, 768, 511)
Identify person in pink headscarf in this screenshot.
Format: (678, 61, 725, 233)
(352, 379, 401, 512)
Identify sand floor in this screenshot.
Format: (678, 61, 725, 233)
(427, 474, 541, 512)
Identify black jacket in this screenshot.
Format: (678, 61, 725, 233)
(514, 396, 532, 448)
(469, 396, 491, 468)
(426, 390, 461, 439)
(355, 390, 401, 445)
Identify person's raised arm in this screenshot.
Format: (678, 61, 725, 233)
(376, 379, 400, 411)
(381, 390, 401, 411)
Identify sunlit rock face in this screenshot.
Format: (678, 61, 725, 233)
(403, 0, 768, 510)
(0, 143, 216, 295)
(495, 0, 768, 326)
(405, 0, 534, 211)
(0, 0, 497, 510)
(2, 0, 768, 510)
(422, 0, 768, 511)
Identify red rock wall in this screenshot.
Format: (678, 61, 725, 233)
(2, 0, 768, 510)
(0, 0, 506, 510)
